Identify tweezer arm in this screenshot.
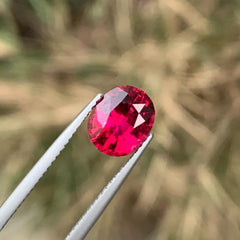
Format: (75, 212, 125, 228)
(0, 94, 103, 231)
(65, 133, 153, 240)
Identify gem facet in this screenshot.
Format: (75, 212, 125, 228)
(87, 85, 155, 156)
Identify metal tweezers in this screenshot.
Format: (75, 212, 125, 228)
(0, 94, 153, 240)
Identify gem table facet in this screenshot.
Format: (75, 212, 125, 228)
(88, 85, 155, 156)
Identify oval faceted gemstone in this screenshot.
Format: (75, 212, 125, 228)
(88, 85, 155, 156)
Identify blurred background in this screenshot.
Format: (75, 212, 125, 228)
(0, 0, 240, 239)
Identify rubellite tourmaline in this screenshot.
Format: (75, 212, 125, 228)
(88, 85, 155, 156)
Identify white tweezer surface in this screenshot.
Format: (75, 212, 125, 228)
(65, 133, 153, 240)
(0, 94, 103, 230)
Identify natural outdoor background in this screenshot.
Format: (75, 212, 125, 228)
(0, 0, 240, 239)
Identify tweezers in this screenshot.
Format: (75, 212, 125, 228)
(0, 94, 153, 240)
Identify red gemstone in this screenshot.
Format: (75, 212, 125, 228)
(88, 85, 155, 156)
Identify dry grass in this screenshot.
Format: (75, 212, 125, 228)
(0, 0, 240, 239)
